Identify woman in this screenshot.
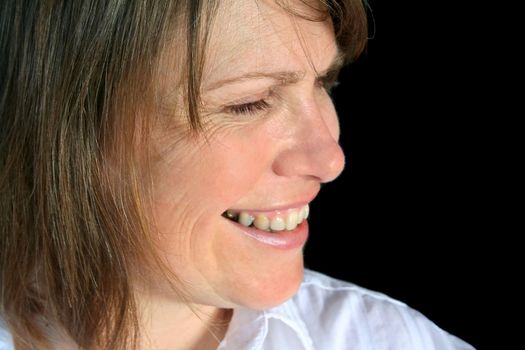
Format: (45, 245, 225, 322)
(0, 0, 474, 349)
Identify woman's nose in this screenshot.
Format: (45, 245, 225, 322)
(272, 97, 345, 183)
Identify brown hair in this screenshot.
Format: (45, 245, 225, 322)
(0, 0, 368, 348)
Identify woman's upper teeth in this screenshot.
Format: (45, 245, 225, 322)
(224, 204, 309, 232)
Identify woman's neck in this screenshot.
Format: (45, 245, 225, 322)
(30, 299, 232, 350)
(137, 293, 233, 350)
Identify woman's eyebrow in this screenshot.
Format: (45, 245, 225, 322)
(204, 70, 304, 92)
(204, 49, 344, 92)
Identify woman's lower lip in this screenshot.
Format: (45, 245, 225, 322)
(225, 218, 309, 250)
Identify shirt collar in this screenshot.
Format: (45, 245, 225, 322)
(218, 296, 314, 350)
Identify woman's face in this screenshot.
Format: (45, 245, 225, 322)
(150, 0, 345, 310)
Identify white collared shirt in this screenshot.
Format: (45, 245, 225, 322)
(0, 269, 475, 350)
(217, 269, 475, 350)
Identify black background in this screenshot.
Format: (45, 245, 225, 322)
(304, 1, 492, 348)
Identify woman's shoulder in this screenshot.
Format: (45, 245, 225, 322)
(289, 269, 475, 350)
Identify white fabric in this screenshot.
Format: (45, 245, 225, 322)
(217, 269, 475, 350)
(0, 269, 475, 349)
(0, 318, 12, 350)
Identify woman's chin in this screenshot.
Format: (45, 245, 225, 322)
(229, 261, 305, 310)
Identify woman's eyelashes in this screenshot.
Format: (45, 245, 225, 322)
(222, 73, 340, 117)
(225, 99, 271, 116)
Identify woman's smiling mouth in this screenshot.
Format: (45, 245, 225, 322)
(221, 204, 311, 249)
(222, 204, 309, 232)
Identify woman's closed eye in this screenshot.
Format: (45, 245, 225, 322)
(222, 71, 340, 117)
(224, 99, 271, 116)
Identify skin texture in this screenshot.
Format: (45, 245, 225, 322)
(141, 0, 346, 348)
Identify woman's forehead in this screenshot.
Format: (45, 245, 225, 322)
(154, 0, 336, 106)
(203, 0, 336, 86)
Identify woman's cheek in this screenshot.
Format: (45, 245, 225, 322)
(207, 130, 274, 198)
